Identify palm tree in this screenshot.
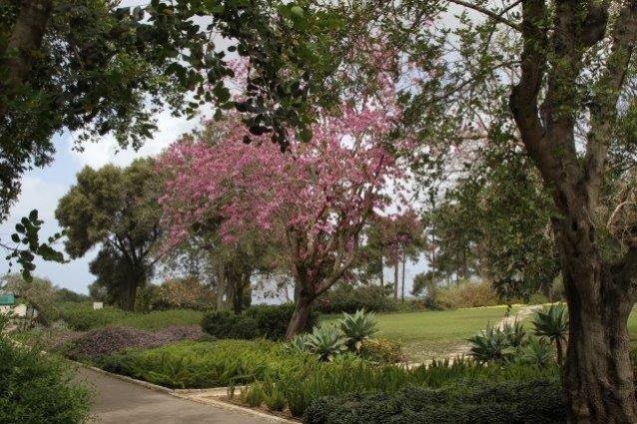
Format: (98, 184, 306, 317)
(532, 304, 569, 365)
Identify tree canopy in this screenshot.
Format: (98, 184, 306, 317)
(55, 158, 162, 311)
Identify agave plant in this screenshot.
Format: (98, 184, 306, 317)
(339, 309, 379, 353)
(288, 333, 311, 354)
(501, 320, 527, 348)
(305, 326, 348, 361)
(532, 303, 568, 365)
(467, 324, 516, 364)
(517, 337, 554, 368)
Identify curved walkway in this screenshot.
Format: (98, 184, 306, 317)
(75, 367, 289, 423)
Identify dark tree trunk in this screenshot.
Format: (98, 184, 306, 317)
(119, 282, 137, 312)
(394, 262, 399, 300)
(562, 276, 636, 422)
(401, 255, 406, 302)
(285, 295, 313, 341)
(505, 0, 637, 421)
(555, 218, 637, 423)
(119, 268, 145, 312)
(380, 255, 384, 287)
(231, 275, 251, 315)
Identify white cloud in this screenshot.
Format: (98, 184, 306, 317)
(4, 175, 67, 223)
(70, 110, 206, 169)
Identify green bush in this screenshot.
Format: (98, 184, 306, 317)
(315, 284, 398, 314)
(101, 340, 313, 389)
(151, 276, 216, 311)
(359, 338, 404, 363)
(245, 304, 319, 340)
(0, 329, 92, 423)
(243, 355, 560, 418)
(57, 303, 205, 331)
(304, 380, 566, 424)
(436, 280, 500, 309)
(56, 302, 129, 331)
(201, 311, 259, 339)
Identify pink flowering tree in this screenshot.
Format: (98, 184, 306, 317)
(159, 44, 413, 338)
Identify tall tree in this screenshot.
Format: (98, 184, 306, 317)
(159, 41, 413, 336)
(56, 159, 162, 311)
(398, 0, 637, 420)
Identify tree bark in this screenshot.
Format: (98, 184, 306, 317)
(285, 294, 313, 341)
(394, 262, 399, 300)
(401, 255, 406, 302)
(119, 282, 137, 312)
(560, 252, 636, 423)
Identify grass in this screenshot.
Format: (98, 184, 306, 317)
(55, 302, 205, 331)
(323, 305, 519, 362)
(113, 309, 205, 330)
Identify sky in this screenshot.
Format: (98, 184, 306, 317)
(0, 110, 202, 293)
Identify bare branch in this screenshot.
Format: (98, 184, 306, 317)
(509, 0, 555, 183)
(585, 1, 637, 207)
(446, 0, 521, 31)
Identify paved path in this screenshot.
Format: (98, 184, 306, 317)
(75, 367, 283, 423)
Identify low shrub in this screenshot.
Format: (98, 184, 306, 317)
(101, 340, 313, 389)
(116, 309, 206, 330)
(57, 303, 205, 331)
(62, 325, 204, 362)
(245, 304, 318, 340)
(359, 338, 404, 363)
(304, 380, 566, 424)
(315, 284, 398, 314)
(436, 280, 500, 309)
(201, 311, 259, 339)
(0, 327, 92, 423)
(56, 303, 128, 331)
(151, 276, 216, 311)
(240, 355, 561, 418)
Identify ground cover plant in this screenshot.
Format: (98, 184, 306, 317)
(56, 302, 205, 331)
(100, 339, 312, 389)
(237, 356, 561, 418)
(62, 325, 205, 363)
(304, 380, 566, 424)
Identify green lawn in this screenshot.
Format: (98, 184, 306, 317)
(114, 309, 205, 330)
(323, 305, 518, 362)
(55, 302, 205, 331)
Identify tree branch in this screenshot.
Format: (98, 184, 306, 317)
(585, 1, 637, 208)
(0, 0, 53, 116)
(612, 247, 637, 300)
(446, 0, 521, 31)
(509, 0, 555, 183)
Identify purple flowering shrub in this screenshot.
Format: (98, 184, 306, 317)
(63, 325, 205, 362)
